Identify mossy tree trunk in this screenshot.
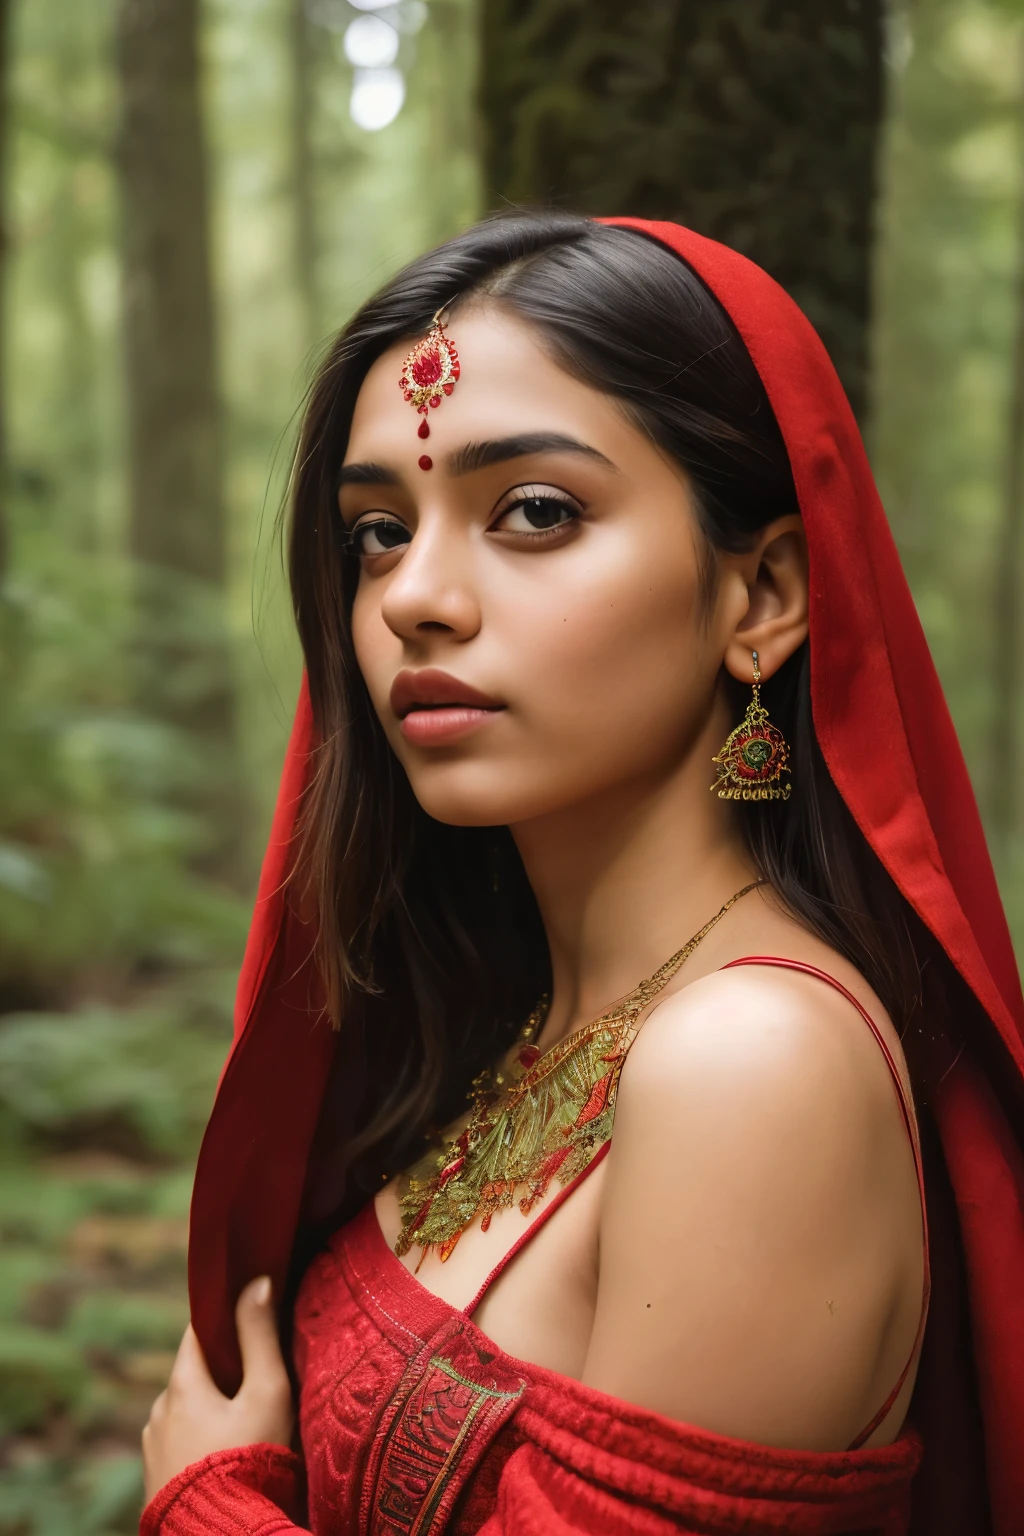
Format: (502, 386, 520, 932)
(116, 0, 242, 877)
(478, 0, 884, 417)
(0, 0, 11, 580)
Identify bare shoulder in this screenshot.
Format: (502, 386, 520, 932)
(581, 956, 925, 1449)
(621, 956, 913, 1139)
(610, 960, 916, 1280)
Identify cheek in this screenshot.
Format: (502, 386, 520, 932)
(503, 532, 706, 759)
(350, 586, 397, 710)
(344, 518, 713, 828)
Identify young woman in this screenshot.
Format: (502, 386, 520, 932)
(140, 215, 1024, 1535)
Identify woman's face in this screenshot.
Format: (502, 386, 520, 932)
(342, 306, 743, 829)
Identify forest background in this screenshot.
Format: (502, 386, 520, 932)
(0, 0, 1021, 1529)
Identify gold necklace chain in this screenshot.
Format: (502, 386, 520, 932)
(395, 880, 763, 1264)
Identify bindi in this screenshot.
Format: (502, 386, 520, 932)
(398, 308, 460, 469)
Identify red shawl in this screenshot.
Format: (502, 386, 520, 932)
(181, 220, 1024, 1536)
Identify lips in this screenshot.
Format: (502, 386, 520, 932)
(390, 669, 502, 718)
(390, 668, 505, 746)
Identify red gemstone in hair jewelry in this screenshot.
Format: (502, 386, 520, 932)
(418, 454, 432, 471)
(411, 349, 443, 388)
(418, 420, 430, 439)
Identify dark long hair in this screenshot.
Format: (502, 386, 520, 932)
(288, 212, 951, 1218)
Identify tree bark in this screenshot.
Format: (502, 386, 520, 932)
(52, 23, 99, 552)
(478, 0, 884, 418)
(116, 0, 240, 873)
(117, 0, 223, 585)
(0, 0, 11, 581)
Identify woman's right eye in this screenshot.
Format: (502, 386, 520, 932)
(347, 518, 411, 557)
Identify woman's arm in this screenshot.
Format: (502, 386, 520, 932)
(580, 964, 925, 1450)
(141, 1278, 307, 1533)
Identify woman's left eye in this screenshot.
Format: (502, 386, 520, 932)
(491, 489, 581, 536)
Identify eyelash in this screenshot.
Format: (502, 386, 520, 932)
(491, 486, 582, 537)
(343, 486, 583, 557)
(342, 518, 408, 558)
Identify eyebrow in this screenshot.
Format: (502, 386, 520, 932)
(447, 433, 617, 476)
(337, 461, 399, 487)
(337, 432, 617, 488)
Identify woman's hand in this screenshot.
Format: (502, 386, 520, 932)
(142, 1277, 294, 1503)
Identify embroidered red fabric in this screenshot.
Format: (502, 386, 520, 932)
(175, 220, 1024, 1535)
(145, 1205, 921, 1536)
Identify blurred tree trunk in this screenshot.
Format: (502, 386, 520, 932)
(478, 0, 884, 417)
(990, 33, 1024, 838)
(117, 0, 223, 592)
(115, 0, 242, 877)
(0, 0, 11, 580)
(53, 33, 98, 551)
(289, 0, 319, 358)
(414, 0, 483, 249)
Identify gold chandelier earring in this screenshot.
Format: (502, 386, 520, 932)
(711, 650, 792, 802)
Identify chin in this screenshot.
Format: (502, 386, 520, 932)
(400, 758, 582, 830)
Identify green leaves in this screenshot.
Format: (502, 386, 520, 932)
(0, 1326, 89, 1436)
(0, 1000, 229, 1163)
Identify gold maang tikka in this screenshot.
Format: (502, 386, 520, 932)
(398, 308, 460, 473)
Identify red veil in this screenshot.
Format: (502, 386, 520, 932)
(187, 221, 1024, 1535)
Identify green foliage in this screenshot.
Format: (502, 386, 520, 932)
(0, 1454, 142, 1536)
(0, 998, 230, 1160)
(0, 1327, 89, 1435)
(871, 0, 1024, 903)
(65, 1291, 189, 1356)
(0, 575, 249, 1007)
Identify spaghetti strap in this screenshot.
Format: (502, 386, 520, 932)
(463, 1141, 612, 1318)
(465, 953, 928, 1448)
(722, 956, 931, 1448)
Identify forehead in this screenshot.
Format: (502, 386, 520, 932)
(345, 306, 635, 460)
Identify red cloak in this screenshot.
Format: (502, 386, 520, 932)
(164, 220, 1024, 1536)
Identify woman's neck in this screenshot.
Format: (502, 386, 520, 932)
(511, 742, 756, 1045)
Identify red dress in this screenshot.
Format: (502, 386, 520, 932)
(165, 220, 1024, 1535)
(142, 961, 930, 1536)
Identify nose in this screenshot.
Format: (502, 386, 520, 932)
(379, 519, 482, 645)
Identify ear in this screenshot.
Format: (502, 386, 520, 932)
(721, 516, 808, 684)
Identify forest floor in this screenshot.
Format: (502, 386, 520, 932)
(0, 1146, 195, 1535)
(0, 974, 231, 1536)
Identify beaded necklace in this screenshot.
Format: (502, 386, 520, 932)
(395, 881, 763, 1263)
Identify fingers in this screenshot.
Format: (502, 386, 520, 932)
(168, 1324, 214, 1395)
(142, 1389, 164, 1475)
(235, 1277, 290, 1397)
(141, 1287, 293, 1492)
(142, 1390, 165, 1447)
